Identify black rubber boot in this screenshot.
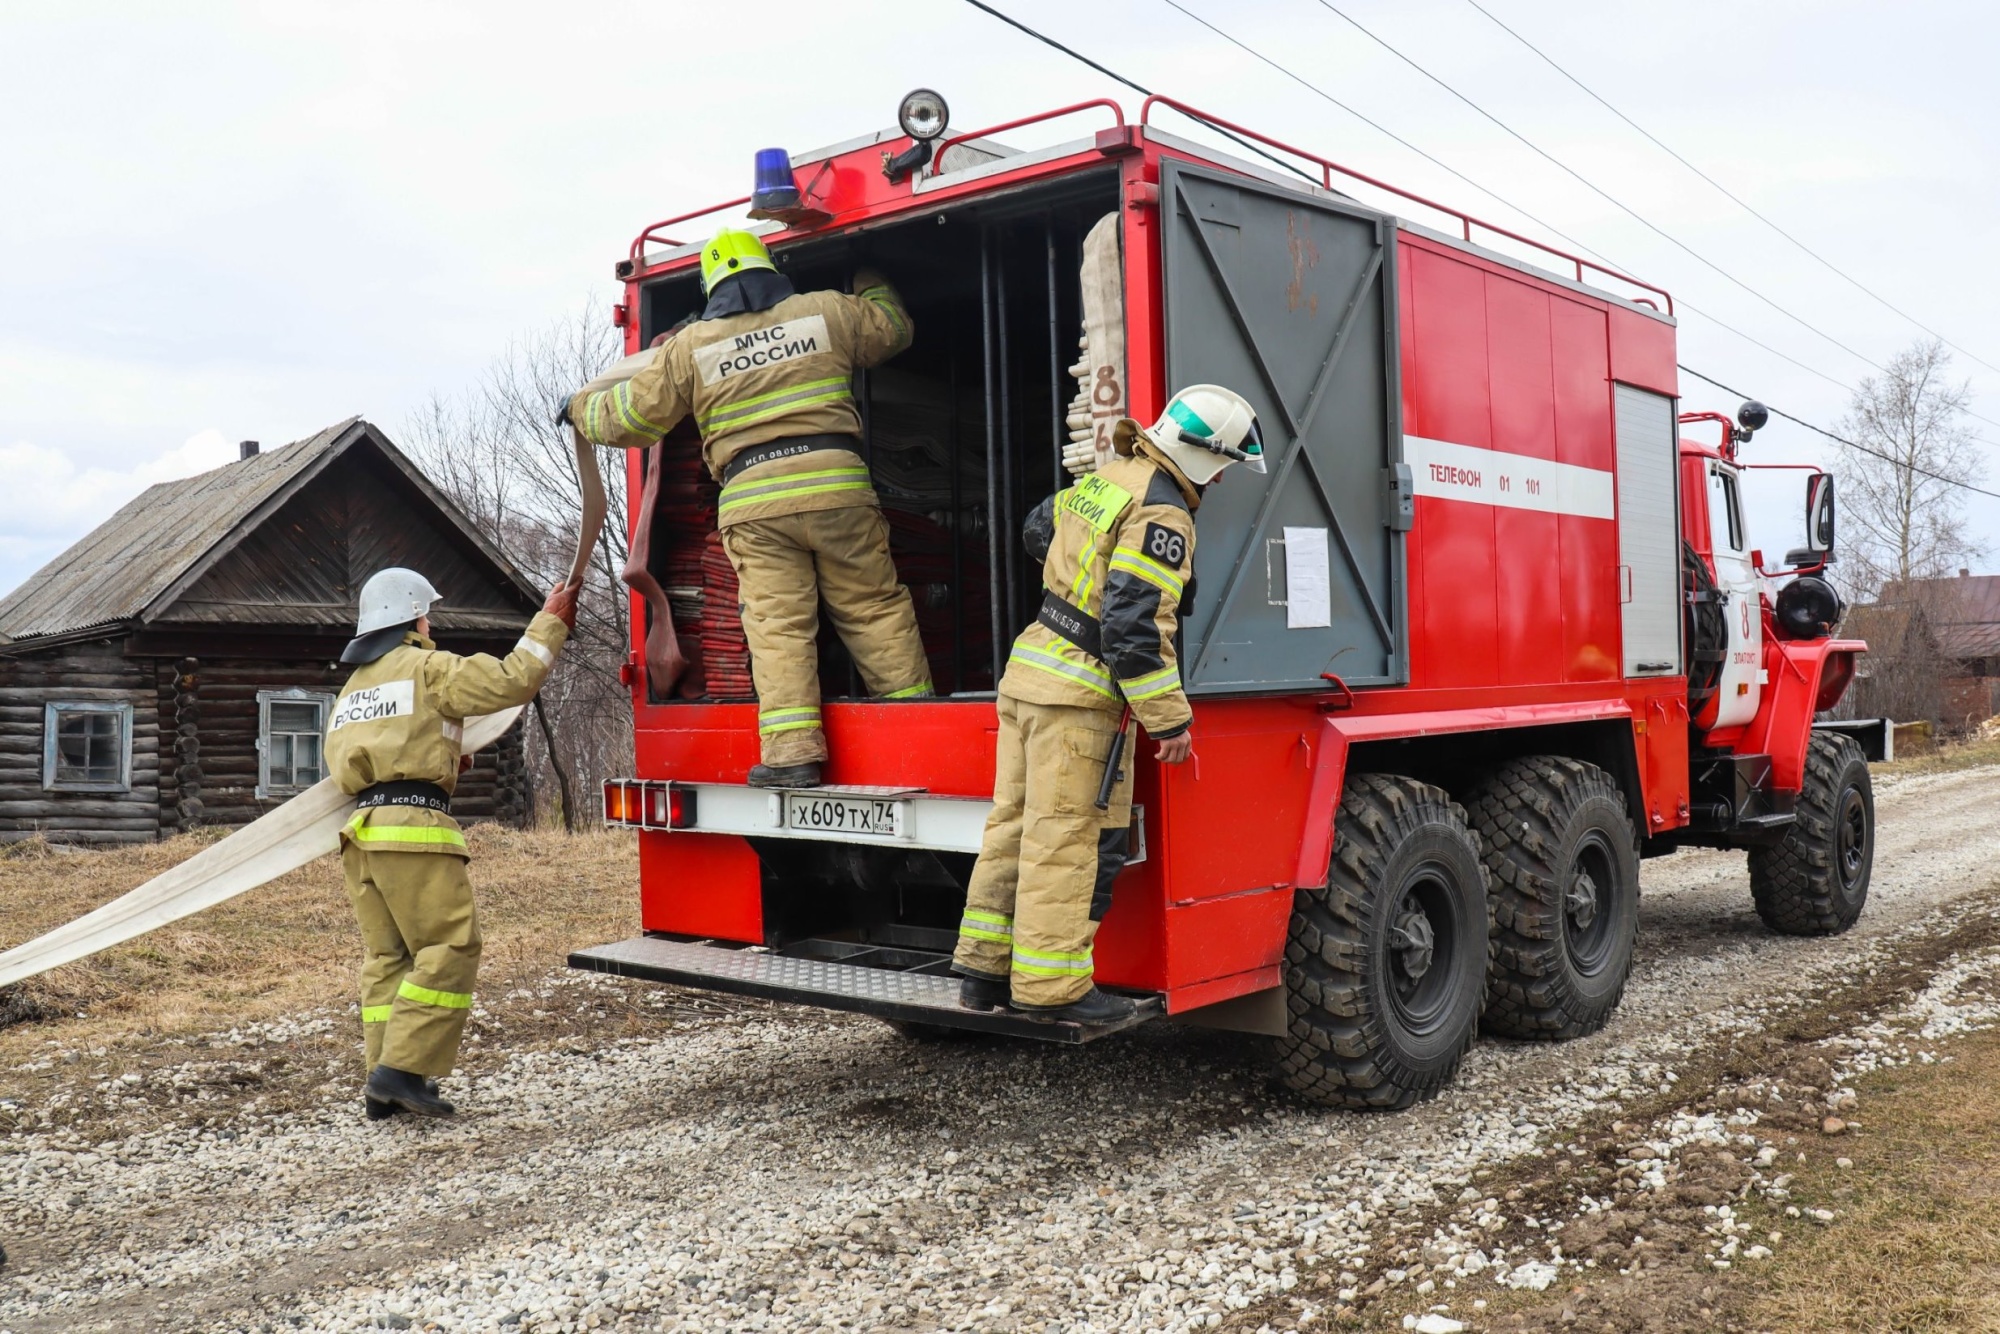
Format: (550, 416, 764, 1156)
(1018, 987, 1137, 1026)
(954, 970, 1011, 1012)
(365, 1066, 456, 1118)
(747, 762, 821, 789)
(364, 1078, 441, 1121)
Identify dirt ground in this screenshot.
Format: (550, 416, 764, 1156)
(4, 754, 2000, 1332)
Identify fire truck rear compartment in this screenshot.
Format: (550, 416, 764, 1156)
(635, 169, 1123, 705)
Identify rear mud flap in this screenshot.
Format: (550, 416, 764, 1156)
(568, 935, 1160, 1044)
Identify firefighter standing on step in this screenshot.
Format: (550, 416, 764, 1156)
(563, 227, 932, 788)
(327, 567, 577, 1118)
(952, 385, 1264, 1023)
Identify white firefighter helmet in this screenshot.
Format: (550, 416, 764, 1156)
(1137, 384, 1265, 485)
(342, 568, 440, 665)
(354, 567, 440, 635)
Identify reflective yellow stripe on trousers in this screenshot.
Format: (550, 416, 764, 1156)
(398, 979, 473, 1009)
(718, 466, 874, 515)
(344, 812, 468, 852)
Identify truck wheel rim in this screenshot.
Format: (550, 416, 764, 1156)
(1385, 863, 1461, 1036)
(1837, 788, 1868, 890)
(1564, 833, 1618, 977)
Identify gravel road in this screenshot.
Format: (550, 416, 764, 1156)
(4, 763, 1999, 1334)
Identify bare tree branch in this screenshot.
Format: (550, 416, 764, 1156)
(1835, 339, 1986, 599)
(404, 296, 633, 826)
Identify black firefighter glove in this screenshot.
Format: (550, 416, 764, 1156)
(1021, 494, 1058, 566)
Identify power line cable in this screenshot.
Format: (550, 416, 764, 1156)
(958, 0, 2000, 490)
(1310, 0, 1890, 378)
(1464, 0, 2000, 379)
(1678, 364, 2000, 501)
(956, 0, 1319, 185)
(1169, 0, 2000, 445)
(1153, 4, 1867, 404)
(1313, 0, 2000, 438)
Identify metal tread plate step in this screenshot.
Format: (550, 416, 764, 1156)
(568, 936, 1160, 1044)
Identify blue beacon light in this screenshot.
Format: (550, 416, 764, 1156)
(751, 148, 801, 213)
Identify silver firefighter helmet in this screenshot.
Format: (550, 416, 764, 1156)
(342, 568, 441, 665)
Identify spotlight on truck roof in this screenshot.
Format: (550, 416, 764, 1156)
(898, 88, 950, 142)
(1735, 399, 1769, 443)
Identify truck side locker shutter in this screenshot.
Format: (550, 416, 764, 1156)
(1159, 160, 1406, 691)
(1613, 384, 1682, 677)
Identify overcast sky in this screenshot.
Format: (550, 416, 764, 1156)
(3, 0, 1996, 597)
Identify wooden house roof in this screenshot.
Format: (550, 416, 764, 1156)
(0, 420, 542, 652)
(1878, 574, 2000, 660)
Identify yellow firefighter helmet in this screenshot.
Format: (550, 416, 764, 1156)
(701, 227, 777, 295)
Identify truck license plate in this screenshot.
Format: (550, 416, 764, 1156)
(783, 793, 904, 839)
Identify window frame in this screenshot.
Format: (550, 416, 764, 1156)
(42, 700, 135, 793)
(256, 688, 334, 799)
(1709, 464, 1747, 554)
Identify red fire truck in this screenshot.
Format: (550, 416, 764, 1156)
(576, 93, 1879, 1109)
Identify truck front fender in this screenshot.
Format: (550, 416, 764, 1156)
(1741, 637, 1868, 793)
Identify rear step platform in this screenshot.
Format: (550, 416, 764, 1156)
(568, 935, 1161, 1043)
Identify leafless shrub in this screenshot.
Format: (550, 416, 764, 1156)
(405, 297, 633, 828)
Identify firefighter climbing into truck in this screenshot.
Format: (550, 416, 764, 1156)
(951, 385, 1264, 1025)
(562, 226, 933, 789)
(577, 90, 1884, 1111)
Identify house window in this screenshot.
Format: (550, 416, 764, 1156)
(257, 689, 333, 797)
(43, 701, 134, 792)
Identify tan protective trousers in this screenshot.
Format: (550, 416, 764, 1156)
(722, 505, 933, 766)
(343, 843, 481, 1079)
(951, 696, 1136, 1008)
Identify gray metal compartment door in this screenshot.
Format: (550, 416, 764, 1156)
(1612, 384, 1682, 677)
(1161, 160, 1406, 691)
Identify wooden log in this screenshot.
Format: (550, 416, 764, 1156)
(2, 829, 161, 846)
(0, 799, 162, 818)
(0, 685, 153, 702)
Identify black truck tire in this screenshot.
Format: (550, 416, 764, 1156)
(1275, 773, 1489, 1110)
(1749, 732, 1873, 936)
(1466, 757, 1640, 1040)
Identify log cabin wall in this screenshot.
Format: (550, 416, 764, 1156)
(0, 639, 161, 846)
(155, 653, 529, 833)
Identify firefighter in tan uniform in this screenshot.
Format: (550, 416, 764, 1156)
(952, 386, 1264, 1023)
(327, 567, 577, 1118)
(564, 227, 931, 788)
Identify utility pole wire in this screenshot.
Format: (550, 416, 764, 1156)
(956, 0, 1319, 186)
(1167, 0, 2000, 450)
(1310, 0, 1888, 378)
(1678, 364, 2000, 502)
(1463, 0, 2000, 380)
(960, 0, 2000, 487)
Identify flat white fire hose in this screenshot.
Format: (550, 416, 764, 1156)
(0, 403, 612, 993)
(1063, 212, 1127, 477)
(0, 707, 524, 989)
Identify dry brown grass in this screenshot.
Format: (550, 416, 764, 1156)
(1875, 732, 2000, 778)
(1741, 1025, 2000, 1332)
(0, 825, 641, 1065)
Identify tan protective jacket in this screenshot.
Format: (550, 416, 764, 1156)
(1000, 432, 1200, 739)
(325, 612, 569, 855)
(568, 277, 913, 528)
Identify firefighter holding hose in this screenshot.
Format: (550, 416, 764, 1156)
(952, 386, 1264, 1023)
(327, 568, 577, 1118)
(562, 228, 932, 788)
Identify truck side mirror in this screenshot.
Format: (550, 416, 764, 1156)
(1805, 474, 1836, 553)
